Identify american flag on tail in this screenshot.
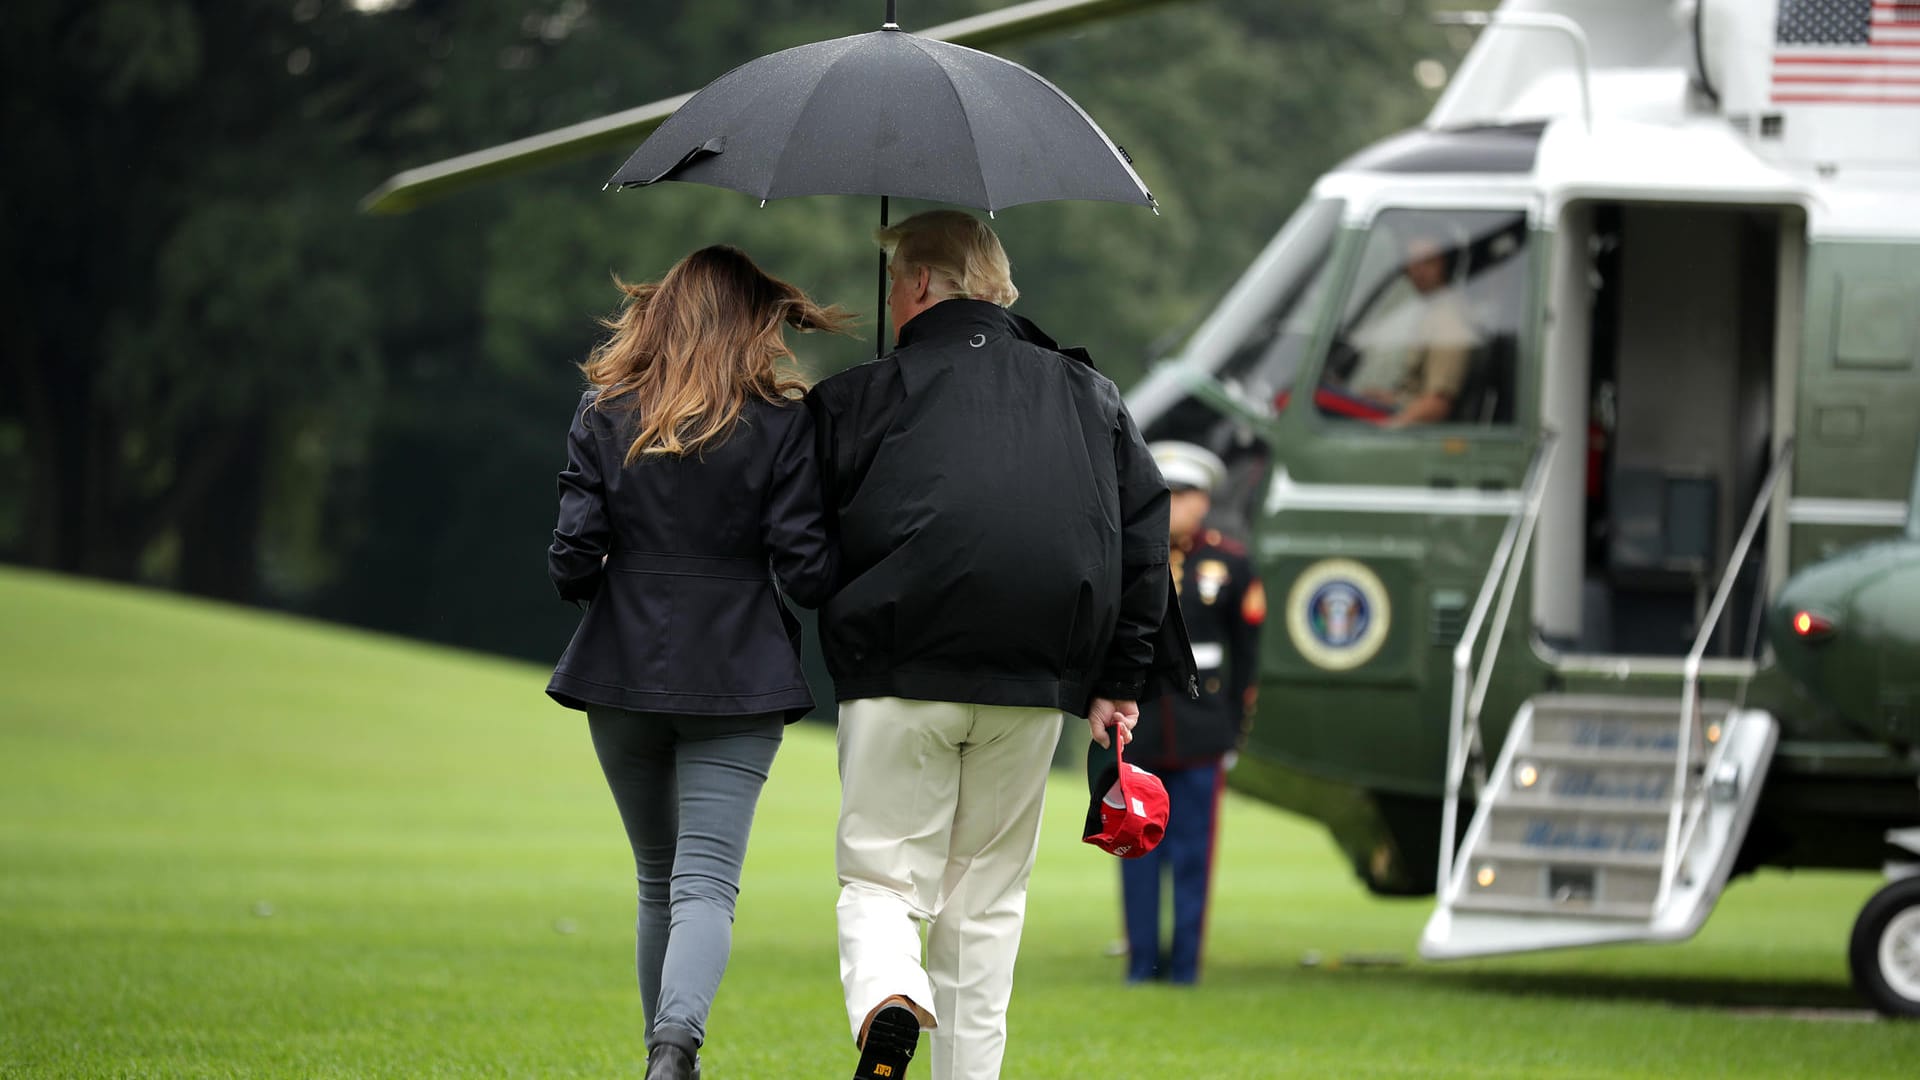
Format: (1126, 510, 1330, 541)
(1773, 0, 1920, 105)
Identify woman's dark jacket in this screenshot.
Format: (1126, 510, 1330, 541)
(546, 392, 834, 722)
(804, 299, 1178, 718)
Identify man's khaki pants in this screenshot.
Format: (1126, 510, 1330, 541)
(836, 697, 1064, 1080)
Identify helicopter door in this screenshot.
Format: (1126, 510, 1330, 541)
(1535, 201, 1794, 658)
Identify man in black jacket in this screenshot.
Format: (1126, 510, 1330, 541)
(807, 210, 1170, 1080)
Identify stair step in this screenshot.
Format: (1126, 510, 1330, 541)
(1424, 705, 1782, 961)
(1451, 894, 1656, 920)
(1512, 746, 1681, 768)
(1490, 795, 1674, 817)
(1500, 765, 1675, 803)
(1523, 694, 1732, 758)
(1528, 692, 1735, 719)
(1469, 842, 1666, 870)
(1481, 812, 1670, 858)
(1528, 723, 1683, 754)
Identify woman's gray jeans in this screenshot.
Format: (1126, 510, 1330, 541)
(587, 708, 784, 1056)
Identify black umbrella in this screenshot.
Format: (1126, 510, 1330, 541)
(607, 1, 1155, 354)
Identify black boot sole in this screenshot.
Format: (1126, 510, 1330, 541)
(852, 1005, 921, 1080)
(644, 1044, 695, 1080)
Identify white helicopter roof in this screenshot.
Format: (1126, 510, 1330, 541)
(1316, 0, 1920, 243)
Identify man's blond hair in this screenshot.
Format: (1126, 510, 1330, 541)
(875, 210, 1019, 308)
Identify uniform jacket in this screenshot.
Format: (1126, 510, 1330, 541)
(805, 299, 1177, 717)
(1130, 528, 1263, 770)
(546, 392, 834, 722)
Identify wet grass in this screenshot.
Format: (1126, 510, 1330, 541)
(3, 566, 1917, 1077)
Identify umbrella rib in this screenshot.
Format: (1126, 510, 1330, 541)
(762, 39, 877, 202)
(898, 35, 991, 213)
(1010, 61, 1154, 205)
(919, 36, 1153, 209)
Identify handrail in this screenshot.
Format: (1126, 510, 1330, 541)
(1469, 438, 1560, 732)
(1667, 700, 1742, 895)
(1437, 433, 1559, 896)
(1442, 702, 1537, 904)
(1907, 440, 1920, 541)
(1431, 11, 1595, 133)
(1657, 439, 1795, 909)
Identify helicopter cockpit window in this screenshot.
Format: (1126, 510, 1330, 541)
(1318, 208, 1529, 429)
(1213, 198, 1344, 414)
(1140, 199, 1344, 538)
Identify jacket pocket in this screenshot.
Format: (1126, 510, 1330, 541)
(666, 575, 794, 696)
(821, 569, 895, 673)
(576, 570, 671, 689)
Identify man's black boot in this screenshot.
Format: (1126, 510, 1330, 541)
(852, 1004, 921, 1080)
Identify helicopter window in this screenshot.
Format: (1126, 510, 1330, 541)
(1318, 208, 1529, 429)
(1213, 198, 1344, 414)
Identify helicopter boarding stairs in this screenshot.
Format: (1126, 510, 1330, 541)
(1421, 439, 1786, 959)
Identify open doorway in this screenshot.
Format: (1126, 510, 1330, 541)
(1541, 202, 1790, 659)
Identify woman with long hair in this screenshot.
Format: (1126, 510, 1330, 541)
(546, 245, 853, 1080)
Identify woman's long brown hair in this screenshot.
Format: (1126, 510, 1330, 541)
(582, 245, 854, 463)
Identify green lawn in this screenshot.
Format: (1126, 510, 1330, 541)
(2, 566, 1916, 1077)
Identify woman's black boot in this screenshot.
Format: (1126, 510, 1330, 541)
(644, 1043, 695, 1080)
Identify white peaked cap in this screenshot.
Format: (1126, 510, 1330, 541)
(1148, 441, 1226, 494)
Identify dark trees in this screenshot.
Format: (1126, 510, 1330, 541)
(1, 0, 1458, 657)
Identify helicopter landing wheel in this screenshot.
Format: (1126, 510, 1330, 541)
(1849, 875, 1920, 1018)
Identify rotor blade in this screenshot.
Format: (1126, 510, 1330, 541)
(360, 93, 695, 215)
(360, 0, 1190, 215)
(915, 0, 1183, 52)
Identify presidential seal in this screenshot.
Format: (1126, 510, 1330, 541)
(1285, 558, 1391, 671)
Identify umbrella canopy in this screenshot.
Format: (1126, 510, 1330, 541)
(607, 27, 1155, 213)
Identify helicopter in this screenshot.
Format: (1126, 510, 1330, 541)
(1126, 0, 1920, 1017)
(364, 0, 1920, 1017)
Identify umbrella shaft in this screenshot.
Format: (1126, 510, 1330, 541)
(885, 0, 898, 28)
(876, 195, 889, 358)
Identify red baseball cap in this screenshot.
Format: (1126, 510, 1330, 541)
(1083, 736, 1169, 859)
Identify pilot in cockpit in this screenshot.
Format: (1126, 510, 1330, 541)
(1337, 232, 1480, 428)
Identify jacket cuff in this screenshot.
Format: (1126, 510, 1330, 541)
(553, 569, 603, 605)
(1091, 671, 1147, 702)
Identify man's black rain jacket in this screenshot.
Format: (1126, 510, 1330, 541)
(805, 298, 1177, 717)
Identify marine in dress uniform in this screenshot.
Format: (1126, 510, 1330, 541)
(1121, 442, 1264, 984)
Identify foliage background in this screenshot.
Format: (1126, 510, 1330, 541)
(0, 0, 1482, 660)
